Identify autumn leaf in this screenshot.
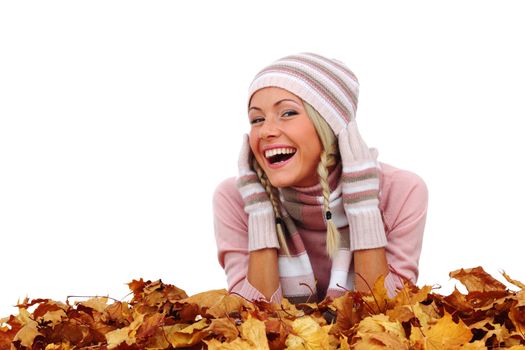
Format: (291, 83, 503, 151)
(208, 318, 240, 342)
(105, 310, 145, 349)
(361, 274, 391, 314)
(12, 308, 42, 348)
(163, 318, 209, 348)
(411, 311, 472, 349)
(285, 316, 331, 349)
(2, 268, 525, 349)
(205, 337, 257, 350)
(240, 315, 269, 349)
(449, 266, 507, 293)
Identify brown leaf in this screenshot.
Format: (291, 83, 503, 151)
(163, 319, 209, 348)
(136, 312, 164, 340)
(208, 318, 239, 342)
(449, 266, 507, 293)
(502, 270, 525, 290)
(330, 293, 364, 336)
(411, 311, 472, 349)
(285, 316, 331, 349)
(239, 315, 269, 349)
(361, 274, 391, 314)
(265, 318, 290, 350)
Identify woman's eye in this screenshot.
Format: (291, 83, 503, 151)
(250, 117, 264, 125)
(282, 110, 298, 117)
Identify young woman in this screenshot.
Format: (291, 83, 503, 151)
(212, 52, 428, 304)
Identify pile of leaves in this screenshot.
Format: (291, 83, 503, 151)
(1, 266, 525, 349)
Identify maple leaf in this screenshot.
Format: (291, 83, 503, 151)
(265, 317, 291, 349)
(410, 311, 472, 349)
(239, 314, 269, 349)
(361, 274, 392, 314)
(105, 310, 145, 349)
(330, 292, 365, 336)
(208, 318, 240, 342)
(0, 315, 22, 350)
(3, 269, 525, 349)
(449, 266, 507, 293)
(77, 297, 109, 313)
(392, 283, 432, 307)
(163, 318, 209, 348)
(12, 308, 42, 348)
(354, 313, 408, 349)
(205, 337, 257, 350)
(502, 270, 525, 290)
(136, 312, 164, 339)
(285, 316, 332, 349)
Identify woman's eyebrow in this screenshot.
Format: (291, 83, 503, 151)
(249, 98, 299, 111)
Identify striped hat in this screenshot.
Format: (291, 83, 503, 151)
(247, 52, 360, 136)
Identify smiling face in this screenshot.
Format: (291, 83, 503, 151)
(248, 87, 323, 188)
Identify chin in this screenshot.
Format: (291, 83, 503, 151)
(266, 174, 295, 189)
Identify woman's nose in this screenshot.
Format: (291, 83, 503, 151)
(259, 118, 281, 139)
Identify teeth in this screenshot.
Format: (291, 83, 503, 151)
(264, 147, 296, 158)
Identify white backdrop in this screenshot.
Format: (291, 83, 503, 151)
(1, 1, 524, 318)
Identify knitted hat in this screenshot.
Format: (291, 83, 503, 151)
(247, 52, 360, 136)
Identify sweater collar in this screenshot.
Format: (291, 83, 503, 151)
(287, 161, 342, 197)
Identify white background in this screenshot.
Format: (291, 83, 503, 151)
(1, 1, 524, 318)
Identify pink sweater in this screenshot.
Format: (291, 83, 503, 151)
(212, 161, 428, 303)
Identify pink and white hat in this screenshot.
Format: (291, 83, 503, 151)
(247, 52, 360, 136)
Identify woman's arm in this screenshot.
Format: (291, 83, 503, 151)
(213, 177, 283, 303)
(353, 247, 389, 292)
(354, 171, 429, 297)
(247, 248, 280, 300)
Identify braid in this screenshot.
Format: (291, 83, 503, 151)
(252, 158, 291, 256)
(317, 143, 341, 258)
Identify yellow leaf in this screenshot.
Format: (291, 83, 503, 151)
(44, 343, 72, 350)
(501, 270, 525, 290)
(356, 314, 406, 340)
(353, 332, 409, 349)
(179, 289, 229, 308)
(105, 310, 145, 349)
(77, 297, 108, 313)
(13, 308, 42, 348)
(361, 274, 392, 314)
(393, 284, 433, 307)
(205, 338, 256, 350)
(418, 311, 472, 349)
(240, 315, 269, 350)
(285, 316, 331, 350)
(163, 318, 209, 347)
(460, 340, 488, 349)
(339, 335, 350, 350)
(41, 309, 67, 327)
(208, 318, 240, 342)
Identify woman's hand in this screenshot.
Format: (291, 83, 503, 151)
(237, 134, 281, 300)
(338, 119, 387, 252)
(338, 120, 389, 292)
(236, 134, 280, 251)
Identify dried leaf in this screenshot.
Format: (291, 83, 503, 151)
(502, 270, 525, 290)
(285, 316, 331, 349)
(449, 266, 507, 293)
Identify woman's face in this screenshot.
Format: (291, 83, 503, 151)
(248, 87, 323, 188)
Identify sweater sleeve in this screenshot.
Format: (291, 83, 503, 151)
(381, 170, 429, 298)
(212, 177, 282, 304)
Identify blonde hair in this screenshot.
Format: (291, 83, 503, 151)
(252, 100, 341, 258)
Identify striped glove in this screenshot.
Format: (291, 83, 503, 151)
(236, 134, 280, 252)
(338, 120, 387, 252)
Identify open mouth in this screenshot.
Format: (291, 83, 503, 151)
(264, 147, 297, 165)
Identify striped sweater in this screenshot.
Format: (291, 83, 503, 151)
(212, 161, 428, 303)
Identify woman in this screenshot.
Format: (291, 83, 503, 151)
(212, 52, 428, 304)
